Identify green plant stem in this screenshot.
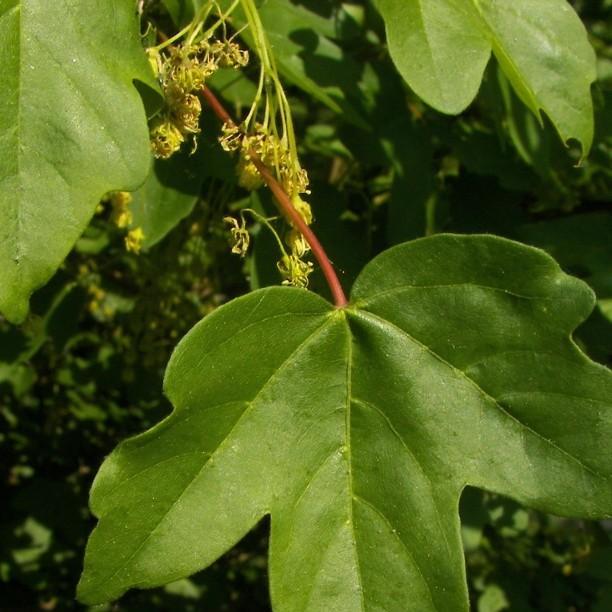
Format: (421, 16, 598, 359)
(200, 86, 348, 308)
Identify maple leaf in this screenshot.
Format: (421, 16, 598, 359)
(78, 235, 612, 611)
(0, 0, 156, 323)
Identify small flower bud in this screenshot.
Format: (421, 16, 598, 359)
(286, 229, 310, 258)
(125, 227, 145, 253)
(237, 154, 264, 191)
(224, 216, 250, 257)
(150, 118, 184, 159)
(291, 195, 313, 225)
(109, 191, 133, 229)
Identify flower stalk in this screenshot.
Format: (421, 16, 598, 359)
(200, 86, 348, 308)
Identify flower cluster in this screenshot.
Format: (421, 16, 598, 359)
(149, 40, 249, 159)
(277, 253, 314, 289)
(219, 122, 315, 287)
(219, 122, 310, 199)
(105, 191, 145, 254)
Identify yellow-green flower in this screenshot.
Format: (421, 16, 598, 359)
(125, 228, 145, 253)
(224, 216, 250, 257)
(150, 118, 184, 159)
(277, 253, 314, 288)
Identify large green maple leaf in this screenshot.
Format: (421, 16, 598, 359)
(375, 0, 597, 155)
(0, 0, 155, 323)
(78, 235, 612, 610)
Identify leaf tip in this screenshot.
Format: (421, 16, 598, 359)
(75, 572, 105, 607)
(0, 294, 30, 325)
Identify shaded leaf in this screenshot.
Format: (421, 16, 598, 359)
(130, 152, 204, 250)
(209, 0, 369, 127)
(162, 0, 196, 27)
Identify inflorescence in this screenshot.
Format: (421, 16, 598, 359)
(143, 0, 315, 287)
(148, 39, 248, 159)
(219, 122, 314, 287)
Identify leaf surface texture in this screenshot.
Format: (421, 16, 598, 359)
(375, 0, 596, 153)
(78, 235, 612, 610)
(0, 0, 154, 321)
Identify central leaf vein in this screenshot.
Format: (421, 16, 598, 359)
(344, 317, 366, 611)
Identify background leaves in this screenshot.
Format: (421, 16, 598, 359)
(2, 0, 612, 610)
(375, 0, 597, 154)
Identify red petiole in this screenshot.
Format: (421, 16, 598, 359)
(200, 86, 348, 308)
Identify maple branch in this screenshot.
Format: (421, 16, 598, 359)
(200, 86, 348, 308)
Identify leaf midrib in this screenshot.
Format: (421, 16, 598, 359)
(355, 281, 563, 307)
(469, 0, 541, 116)
(343, 316, 366, 612)
(15, 0, 23, 264)
(412, 0, 446, 105)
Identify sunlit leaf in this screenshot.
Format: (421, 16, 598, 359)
(0, 0, 156, 322)
(375, 0, 597, 154)
(78, 235, 612, 610)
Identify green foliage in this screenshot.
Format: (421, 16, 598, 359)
(0, 0, 158, 323)
(375, 0, 597, 154)
(2, 0, 612, 610)
(78, 235, 612, 610)
(130, 149, 204, 249)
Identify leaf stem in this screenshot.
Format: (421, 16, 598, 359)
(200, 86, 348, 308)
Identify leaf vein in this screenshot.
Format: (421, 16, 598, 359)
(99, 316, 335, 589)
(351, 396, 454, 557)
(353, 494, 437, 609)
(356, 282, 561, 307)
(190, 311, 327, 376)
(355, 310, 603, 481)
(344, 319, 366, 611)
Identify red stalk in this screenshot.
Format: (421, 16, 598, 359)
(200, 86, 348, 308)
